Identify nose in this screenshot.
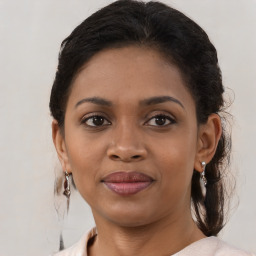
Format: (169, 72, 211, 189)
(107, 123, 147, 162)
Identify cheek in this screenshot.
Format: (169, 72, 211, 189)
(64, 131, 107, 200)
(153, 129, 197, 168)
(157, 149, 193, 189)
(152, 149, 194, 214)
(152, 131, 197, 190)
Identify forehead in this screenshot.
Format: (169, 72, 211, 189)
(67, 46, 195, 109)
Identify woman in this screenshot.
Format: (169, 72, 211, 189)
(50, 0, 254, 255)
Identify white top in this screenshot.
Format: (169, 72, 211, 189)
(52, 228, 255, 256)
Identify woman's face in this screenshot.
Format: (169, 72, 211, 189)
(57, 46, 202, 227)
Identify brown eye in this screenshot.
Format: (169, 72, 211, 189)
(146, 115, 175, 126)
(92, 116, 104, 126)
(155, 116, 167, 126)
(83, 115, 111, 127)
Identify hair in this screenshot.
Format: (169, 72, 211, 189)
(50, 0, 231, 237)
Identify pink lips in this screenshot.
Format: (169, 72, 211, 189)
(102, 172, 154, 196)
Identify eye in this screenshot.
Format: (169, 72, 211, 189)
(82, 115, 111, 127)
(146, 114, 176, 126)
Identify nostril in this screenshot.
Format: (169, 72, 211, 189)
(110, 154, 141, 161)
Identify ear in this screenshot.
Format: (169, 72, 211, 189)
(52, 120, 72, 174)
(194, 113, 222, 172)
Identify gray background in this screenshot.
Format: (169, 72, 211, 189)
(0, 0, 255, 255)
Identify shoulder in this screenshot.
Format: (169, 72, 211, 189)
(214, 238, 254, 256)
(50, 228, 97, 256)
(175, 236, 255, 256)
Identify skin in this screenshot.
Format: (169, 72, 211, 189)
(52, 46, 222, 256)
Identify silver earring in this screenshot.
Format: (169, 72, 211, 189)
(63, 171, 71, 211)
(200, 161, 207, 197)
(200, 161, 207, 186)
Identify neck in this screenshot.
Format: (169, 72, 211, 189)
(88, 211, 205, 256)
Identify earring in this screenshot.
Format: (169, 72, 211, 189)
(200, 161, 207, 186)
(63, 171, 71, 211)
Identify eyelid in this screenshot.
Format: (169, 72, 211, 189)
(145, 110, 176, 120)
(80, 111, 176, 127)
(144, 111, 177, 126)
(80, 112, 111, 126)
(81, 111, 109, 120)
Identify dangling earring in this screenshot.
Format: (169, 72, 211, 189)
(200, 161, 207, 198)
(59, 171, 71, 251)
(63, 171, 71, 212)
(200, 161, 207, 186)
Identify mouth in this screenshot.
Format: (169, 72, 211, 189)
(102, 171, 154, 196)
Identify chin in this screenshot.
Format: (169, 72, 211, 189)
(109, 215, 154, 228)
(97, 203, 162, 228)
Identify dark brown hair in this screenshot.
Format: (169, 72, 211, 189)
(50, 0, 231, 236)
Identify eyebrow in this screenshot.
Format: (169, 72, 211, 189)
(75, 95, 184, 109)
(75, 97, 112, 108)
(140, 96, 184, 109)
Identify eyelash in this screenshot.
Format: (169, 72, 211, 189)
(145, 114, 176, 127)
(81, 114, 111, 128)
(81, 113, 176, 128)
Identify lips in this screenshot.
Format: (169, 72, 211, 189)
(102, 172, 154, 196)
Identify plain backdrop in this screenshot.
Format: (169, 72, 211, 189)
(0, 0, 255, 255)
